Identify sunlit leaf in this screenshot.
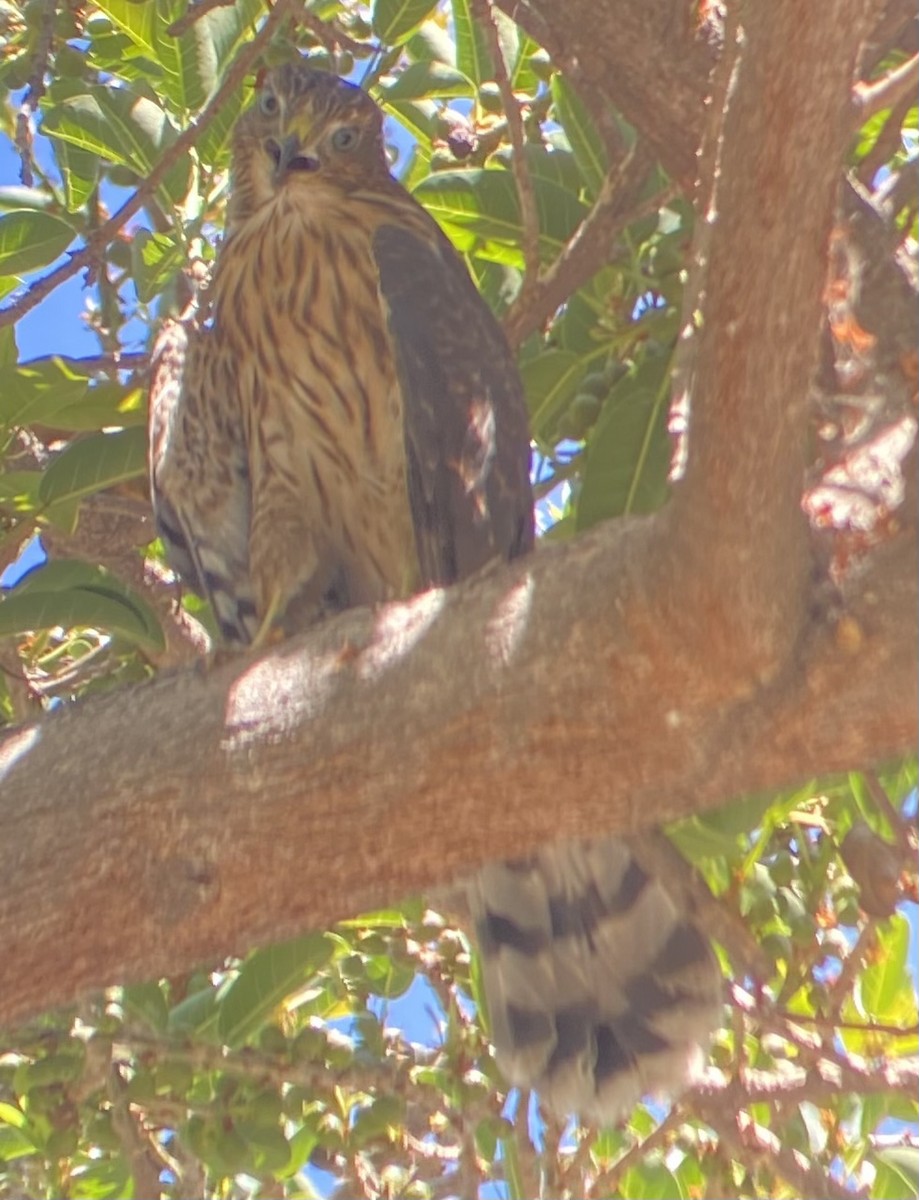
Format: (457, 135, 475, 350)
(0, 210, 75, 276)
(372, 0, 440, 45)
(218, 934, 335, 1048)
(576, 354, 671, 527)
(551, 74, 609, 197)
(38, 427, 147, 506)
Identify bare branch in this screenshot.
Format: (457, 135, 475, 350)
(853, 51, 919, 122)
(503, 149, 661, 349)
(0, 511, 913, 1030)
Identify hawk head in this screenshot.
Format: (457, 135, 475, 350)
(229, 64, 390, 223)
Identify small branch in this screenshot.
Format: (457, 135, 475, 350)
(471, 0, 540, 293)
(108, 1063, 169, 1199)
(36, 350, 150, 377)
(503, 150, 661, 348)
(592, 1107, 682, 1197)
(853, 51, 919, 124)
(708, 1105, 864, 1200)
(15, 0, 56, 186)
(0, 0, 296, 331)
(863, 770, 916, 856)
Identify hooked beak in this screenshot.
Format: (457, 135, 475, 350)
(266, 134, 320, 177)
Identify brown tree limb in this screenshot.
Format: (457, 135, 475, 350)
(0, 510, 913, 1030)
(668, 0, 878, 683)
(0, 0, 911, 1038)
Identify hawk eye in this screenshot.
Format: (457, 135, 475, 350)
(331, 126, 359, 151)
(258, 91, 279, 117)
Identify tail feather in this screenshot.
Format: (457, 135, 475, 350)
(468, 838, 722, 1123)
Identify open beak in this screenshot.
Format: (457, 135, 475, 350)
(267, 134, 320, 177)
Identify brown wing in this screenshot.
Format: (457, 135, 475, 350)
(373, 223, 533, 587)
(147, 319, 259, 645)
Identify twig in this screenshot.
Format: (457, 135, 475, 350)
(15, 0, 56, 186)
(167, 0, 237, 38)
(590, 1107, 682, 1197)
(825, 920, 878, 1020)
(471, 0, 540, 292)
(28, 350, 150, 377)
(108, 1063, 169, 1200)
(863, 770, 915, 856)
(502, 148, 661, 348)
(853, 51, 919, 124)
(0, 0, 297, 331)
(706, 1104, 866, 1200)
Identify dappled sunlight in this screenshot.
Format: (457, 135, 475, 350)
(357, 588, 445, 682)
(221, 648, 340, 750)
(0, 725, 40, 786)
(484, 571, 534, 668)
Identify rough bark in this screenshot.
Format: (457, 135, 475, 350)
(0, 0, 912, 1031)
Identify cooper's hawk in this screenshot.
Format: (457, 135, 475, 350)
(148, 63, 722, 1122)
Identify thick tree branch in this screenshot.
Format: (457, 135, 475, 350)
(668, 0, 878, 682)
(0, 513, 913, 1029)
(0, 0, 912, 1042)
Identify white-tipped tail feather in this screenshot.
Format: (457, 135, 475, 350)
(468, 837, 722, 1123)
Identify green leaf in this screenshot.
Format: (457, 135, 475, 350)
(69, 1158, 133, 1199)
(385, 98, 437, 147)
(414, 167, 586, 257)
(372, 0, 439, 45)
(405, 19, 457, 66)
(521, 348, 588, 443)
(0, 358, 89, 429)
(132, 228, 184, 304)
(0, 585, 161, 648)
(38, 426, 147, 506)
(92, 0, 157, 60)
(122, 981, 169, 1033)
(0, 210, 75, 276)
(5, 559, 165, 649)
(576, 355, 671, 528)
(622, 1162, 686, 1199)
(871, 1146, 919, 1200)
(382, 60, 473, 101)
(0, 186, 54, 211)
(0, 1125, 34, 1162)
(509, 34, 543, 94)
(855, 914, 918, 1031)
(168, 983, 220, 1036)
(0, 1102, 26, 1130)
(551, 74, 609, 197)
(54, 139, 99, 211)
(217, 933, 335, 1048)
(0, 324, 17, 367)
(196, 81, 247, 167)
(43, 87, 190, 208)
(452, 0, 493, 84)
